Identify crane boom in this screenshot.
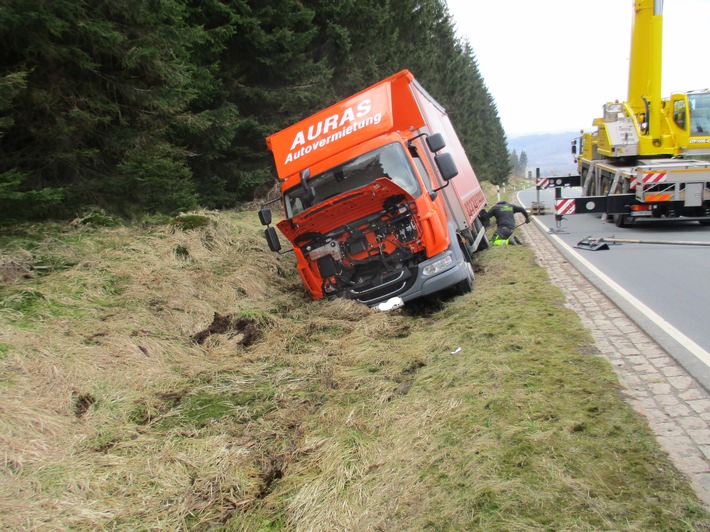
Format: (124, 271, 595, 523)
(627, 0, 663, 140)
(565, 0, 710, 227)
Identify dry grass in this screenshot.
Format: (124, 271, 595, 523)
(0, 206, 708, 530)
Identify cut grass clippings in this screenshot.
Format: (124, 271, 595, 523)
(0, 207, 707, 530)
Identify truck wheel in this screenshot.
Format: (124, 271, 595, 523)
(601, 178, 611, 196)
(455, 262, 475, 294)
(613, 213, 629, 227)
(583, 169, 596, 196)
(463, 221, 489, 253)
(473, 221, 490, 252)
(477, 234, 490, 252)
(581, 169, 588, 194)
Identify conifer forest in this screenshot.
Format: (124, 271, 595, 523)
(0, 0, 509, 220)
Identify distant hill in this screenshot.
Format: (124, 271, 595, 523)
(508, 131, 579, 178)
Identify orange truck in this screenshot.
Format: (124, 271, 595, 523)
(258, 70, 489, 309)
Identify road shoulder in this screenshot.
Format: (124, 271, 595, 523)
(520, 219, 710, 508)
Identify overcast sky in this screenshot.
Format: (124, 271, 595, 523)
(446, 0, 710, 137)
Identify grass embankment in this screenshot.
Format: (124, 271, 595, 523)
(0, 208, 707, 530)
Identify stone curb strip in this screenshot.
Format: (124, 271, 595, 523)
(519, 221, 710, 508)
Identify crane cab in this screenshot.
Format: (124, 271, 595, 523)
(668, 91, 710, 156)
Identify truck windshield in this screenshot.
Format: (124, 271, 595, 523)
(283, 142, 421, 217)
(689, 93, 710, 136)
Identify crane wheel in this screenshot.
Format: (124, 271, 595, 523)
(613, 214, 630, 228)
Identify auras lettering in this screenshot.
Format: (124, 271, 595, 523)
(283, 112, 383, 165)
(289, 99, 373, 150)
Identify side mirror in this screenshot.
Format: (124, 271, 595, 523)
(435, 152, 458, 181)
(265, 227, 282, 252)
(258, 207, 272, 226)
(426, 133, 446, 153)
(570, 140, 577, 156)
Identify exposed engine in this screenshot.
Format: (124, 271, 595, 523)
(300, 197, 424, 303)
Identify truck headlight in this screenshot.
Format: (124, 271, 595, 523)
(422, 254, 453, 276)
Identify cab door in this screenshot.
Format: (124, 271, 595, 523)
(669, 93, 690, 149)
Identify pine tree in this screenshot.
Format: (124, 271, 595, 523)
(518, 151, 529, 178)
(305, 0, 510, 185)
(0, 0, 511, 219)
(509, 150, 520, 176)
(0, 0, 203, 218)
(181, 0, 333, 208)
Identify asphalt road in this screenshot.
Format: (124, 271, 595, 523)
(518, 186, 710, 391)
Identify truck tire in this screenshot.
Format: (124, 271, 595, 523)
(472, 218, 490, 252)
(612, 180, 631, 227)
(582, 169, 594, 196)
(477, 234, 490, 252)
(613, 213, 630, 227)
(601, 177, 611, 196)
(455, 262, 475, 294)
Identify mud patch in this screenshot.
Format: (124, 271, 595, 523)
(401, 295, 444, 317)
(256, 453, 285, 499)
(73, 391, 96, 418)
(390, 360, 427, 398)
(393, 325, 411, 338)
(192, 312, 263, 347)
(401, 360, 426, 376)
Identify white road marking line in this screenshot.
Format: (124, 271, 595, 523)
(533, 216, 710, 369)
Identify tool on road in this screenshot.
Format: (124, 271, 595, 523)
(576, 235, 710, 251)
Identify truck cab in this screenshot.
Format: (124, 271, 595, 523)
(668, 91, 710, 155)
(260, 70, 488, 307)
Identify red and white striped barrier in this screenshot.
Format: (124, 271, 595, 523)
(555, 198, 576, 215)
(631, 171, 666, 190)
(641, 171, 667, 184)
(536, 177, 550, 189)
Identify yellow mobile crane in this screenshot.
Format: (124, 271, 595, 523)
(568, 0, 710, 226)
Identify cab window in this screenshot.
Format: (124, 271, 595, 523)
(283, 143, 421, 217)
(689, 93, 710, 136)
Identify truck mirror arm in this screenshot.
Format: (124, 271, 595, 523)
(407, 132, 447, 153)
(432, 181, 451, 195)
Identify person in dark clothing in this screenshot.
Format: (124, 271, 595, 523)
(481, 201, 531, 245)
